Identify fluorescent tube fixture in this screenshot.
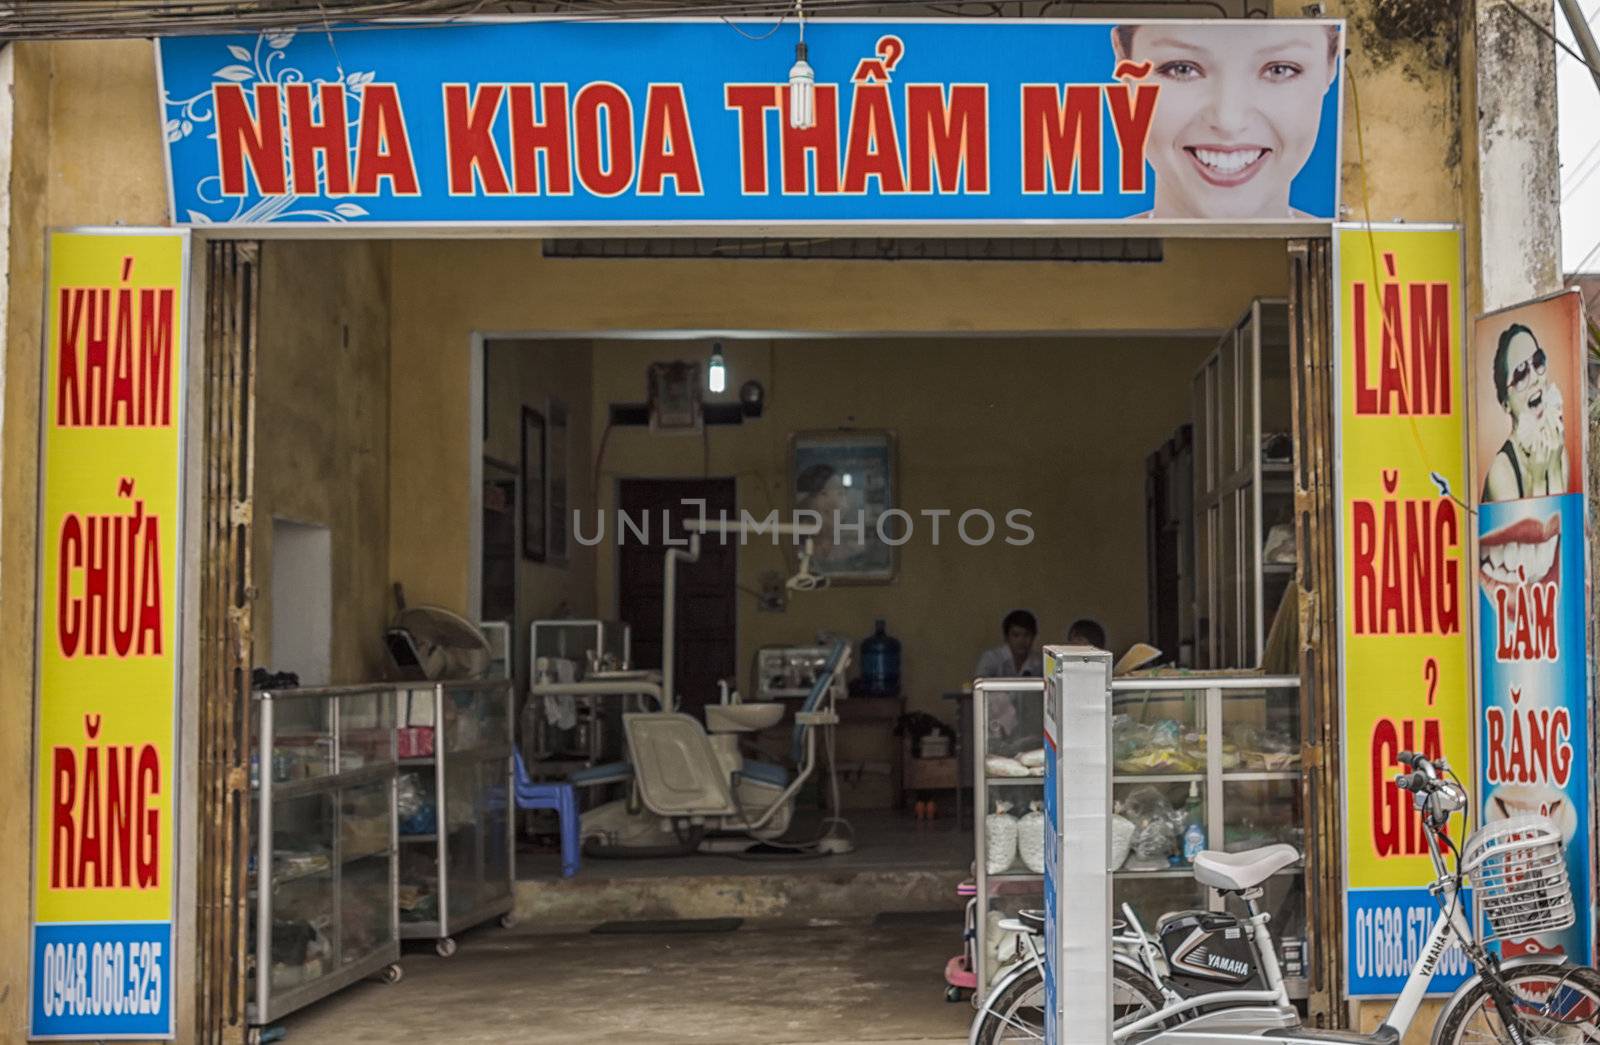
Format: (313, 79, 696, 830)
(707, 344, 727, 394)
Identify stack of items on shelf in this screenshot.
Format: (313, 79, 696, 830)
(984, 800, 1047, 877)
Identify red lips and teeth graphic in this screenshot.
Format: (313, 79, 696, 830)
(1479, 513, 1560, 599)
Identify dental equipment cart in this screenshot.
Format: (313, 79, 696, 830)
(396, 680, 517, 957)
(526, 619, 633, 779)
(250, 684, 403, 1027)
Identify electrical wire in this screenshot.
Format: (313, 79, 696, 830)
(2, 0, 1271, 39)
(1503, 0, 1600, 79)
(1347, 62, 1475, 519)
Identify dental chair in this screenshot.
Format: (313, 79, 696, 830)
(580, 641, 851, 856)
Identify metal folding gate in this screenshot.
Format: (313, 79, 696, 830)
(1287, 238, 1344, 1024)
(196, 240, 260, 1045)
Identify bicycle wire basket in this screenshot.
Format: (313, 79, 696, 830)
(1462, 815, 1575, 944)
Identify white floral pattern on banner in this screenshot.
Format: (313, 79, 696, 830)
(163, 30, 373, 224)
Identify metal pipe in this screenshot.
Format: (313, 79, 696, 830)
(1559, 0, 1600, 96)
(255, 695, 274, 1023)
(659, 532, 700, 708)
(526, 679, 663, 701)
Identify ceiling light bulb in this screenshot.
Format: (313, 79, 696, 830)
(789, 42, 815, 130)
(708, 346, 727, 394)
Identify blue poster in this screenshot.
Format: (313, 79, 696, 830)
(157, 18, 1343, 229)
(31, 922, 173, 1039)
(1477, 493, 1593, 964)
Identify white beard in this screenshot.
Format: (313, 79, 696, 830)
(1512, 381, 1565, 460)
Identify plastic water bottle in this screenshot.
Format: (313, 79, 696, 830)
(859, 618, 901, 697)
(1182, 780, 1206, 862)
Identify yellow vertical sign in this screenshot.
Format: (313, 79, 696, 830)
(31, 230, 188, 1039)
(1335, 225, 1475, 996)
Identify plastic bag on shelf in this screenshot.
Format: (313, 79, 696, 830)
(1122, 786, 1181, 870)
(986, 755, 1031, 778)
(1018, 802, 1046, 873)
(986, 801, 1020, 874)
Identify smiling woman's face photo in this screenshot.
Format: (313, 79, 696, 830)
(1113, 23, 1339, 220)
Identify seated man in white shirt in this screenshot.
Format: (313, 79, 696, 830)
(974, 610, 1044, 755)
(974, 609, 1043, 679)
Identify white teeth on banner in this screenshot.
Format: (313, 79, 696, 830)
(1480, 534, 1558, 585)
(1193, 148, 1264, 172)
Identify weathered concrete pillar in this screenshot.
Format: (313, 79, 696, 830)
(1471, 0, 1565, 310)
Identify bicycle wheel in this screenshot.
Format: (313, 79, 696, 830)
(1437, 962, 1600, 1044)
(972, 961, 1165, 1045)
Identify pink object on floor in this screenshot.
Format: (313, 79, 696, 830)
(944, 955, 977, 990)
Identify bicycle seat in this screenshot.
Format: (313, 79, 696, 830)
(1192, 844, 1300, 891)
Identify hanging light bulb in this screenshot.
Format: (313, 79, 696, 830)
(788, 0, 814, 130)
(708, 343, 727, 394)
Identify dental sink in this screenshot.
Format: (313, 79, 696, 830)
(704, 702, 786, 733)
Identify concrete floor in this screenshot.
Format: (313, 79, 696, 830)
(517, 809, 970, 880)
(280, 920, 972, 1044)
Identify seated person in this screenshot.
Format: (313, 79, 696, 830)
(1067, 618, 1107, 650)
(974, 609, 1043, 756)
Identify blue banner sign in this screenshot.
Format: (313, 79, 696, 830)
(158, 18, 1343, 230)
(1477, 494, 1593, 965)
(1471, 290, 1594, 970)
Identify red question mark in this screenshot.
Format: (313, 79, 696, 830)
(877, 35, 905, 71)
(1423, 657, 1439, 706)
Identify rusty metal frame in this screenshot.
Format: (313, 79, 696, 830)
(1287, 237, 1344, 1025)
(196, 240, 259, 1045)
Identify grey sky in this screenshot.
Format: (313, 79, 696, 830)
(1560, 2, 1600, 273)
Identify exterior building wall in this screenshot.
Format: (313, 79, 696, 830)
(0, 0, 1561, 1033)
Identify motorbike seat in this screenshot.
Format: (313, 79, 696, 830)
(1192, 844, 1300, 891)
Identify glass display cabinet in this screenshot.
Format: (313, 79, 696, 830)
(1110, 673, 1307, 999)
(1192, 299, 1294, 669)
(972, 678, 1049, 993)
(397, 680, 516, 956)
(250, 685, 402, 1027)
(972, 672, 1309, 999)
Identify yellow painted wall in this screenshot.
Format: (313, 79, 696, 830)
(253, 240, 394, 682)
(481, 338, 598, 687)
(587, 335, 1214, 717)
(387, 238, 1291, 619)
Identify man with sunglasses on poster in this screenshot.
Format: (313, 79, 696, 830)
(1482, 323, 1568, 503)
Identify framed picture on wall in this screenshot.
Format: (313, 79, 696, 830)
(789, 429, 897, 584)
(547, 398, 569, 564)
(521, 406, 546, 562)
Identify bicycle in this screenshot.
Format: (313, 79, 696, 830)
(970, 749, 1600, 1044)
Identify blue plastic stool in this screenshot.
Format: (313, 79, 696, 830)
(513, 751, 580, 878)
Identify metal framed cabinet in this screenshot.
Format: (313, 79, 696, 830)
(973, 672, 1310, 999)
(397, 680, 517, 956)
(1109, 673, 1308, 999)
(972, 678, 1049, 992)
(1191, 300, 1294, 669)
(250, 685, 403, 1027)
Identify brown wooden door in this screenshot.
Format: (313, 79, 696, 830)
(617, 478, 737, 716)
